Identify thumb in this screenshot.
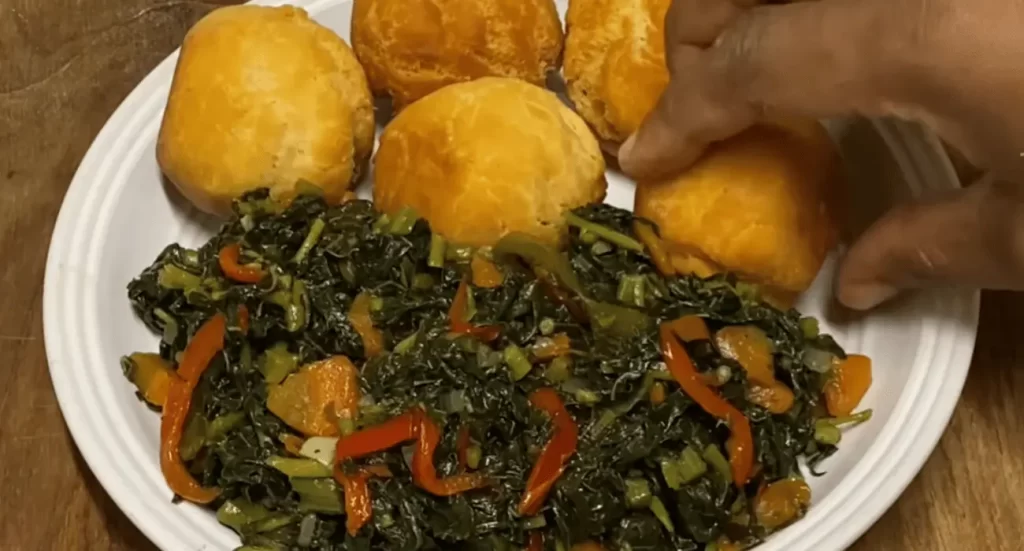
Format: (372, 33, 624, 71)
(619, 0, 894, 181)
(836, 177, 1024, 310)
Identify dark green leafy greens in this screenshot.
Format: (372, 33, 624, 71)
(125, 191, 864, 551)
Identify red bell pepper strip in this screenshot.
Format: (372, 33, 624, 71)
(412, 413, 489, 496)
(333, 463, 393, 536)
(159, 313, 226, 504)
(527, 532, 544, 551)
(518, 388, 578, 516)
(659, 323, 753, 487)
(333, 408, 487, 533)
(335, 467, 373, 536)
(333, 410, 418, 536)
(449, 280, 501, 342)
(335, 410, 420, 460)
(217, 243, 264, 283)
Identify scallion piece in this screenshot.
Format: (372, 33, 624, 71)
(504, 344, 533, 381)
(545, 356, 571, 383)
(564, 212, 644, 252)
(625, 478, 653, 509)
(678, 446, 707, 483)
(660, 456, 685, 490)
(799, 317, 820, 339)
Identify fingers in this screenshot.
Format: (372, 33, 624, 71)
(620, 0, 895, 181)
(665, 0, 747, 47)
(836, 177, 1024, 310)
(618, 48, 755, 181)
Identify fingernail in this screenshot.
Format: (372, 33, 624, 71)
(838, 282, 899, 311)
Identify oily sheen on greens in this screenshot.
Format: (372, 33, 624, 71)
(125, 191, 851, 551)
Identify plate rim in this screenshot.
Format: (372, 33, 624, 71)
(42, 1, 981, 550)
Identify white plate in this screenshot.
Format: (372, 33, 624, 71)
(43, 0, 979, 550)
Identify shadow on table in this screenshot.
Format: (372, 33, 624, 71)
(71, 442, 157, 551)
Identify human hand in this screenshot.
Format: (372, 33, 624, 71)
(618, 0, 1024, 309)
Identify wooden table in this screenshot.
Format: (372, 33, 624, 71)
(1, 1, 1022, 549)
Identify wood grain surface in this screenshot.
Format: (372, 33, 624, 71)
(1, 1, 1022, 550)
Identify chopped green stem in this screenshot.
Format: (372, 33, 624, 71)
(466, 444, 482, 469)
(291, 478, 344, 514)
(616, 274, 647, 307)
(207, 411, 245, 441)
(286, 280, 307, 332)
(291, 217, 326, 264)
(262, 342, 299, 384)
(446, 245, 473, 263)
(564, 212, 644, 252)
(702, 444, 731, 483)
(821, 409, 874, 427)
(428, 234, 447, 268)
(394, 333, 418, 355)
(649, 496, 675, 534)
(504, 344, 533, 381)
(545, 356, 571, 383)
(158, 263, 202, 290)
(678, 446, 708, 483)
(266, 456, 333, 478)
(625, 478, 652, 509)
(217, 499, 271, 533)
(153, 308, 179, 344)
(250, 513, 297, 533)
(813, 421, 841, 445)
(373, 213, 392, 233)
(425, 232, 446, 266)
(387, 206, 420, 236)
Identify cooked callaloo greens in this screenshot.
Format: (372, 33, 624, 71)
(123, 190, 873, 551)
